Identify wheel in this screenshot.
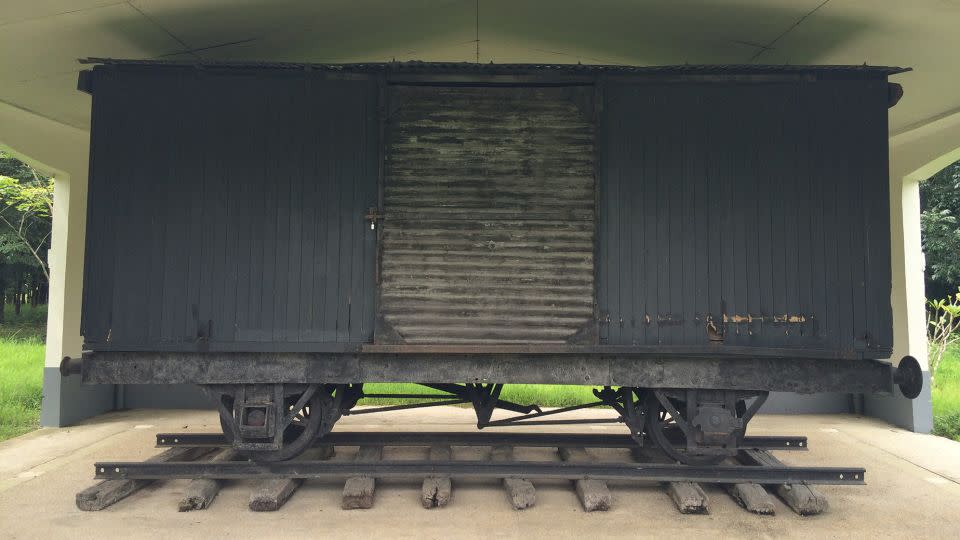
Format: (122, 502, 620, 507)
(644, 391, 728, 466)
(219, 388, 327, 462)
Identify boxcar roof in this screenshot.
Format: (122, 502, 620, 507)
(80, 58, 909, 77)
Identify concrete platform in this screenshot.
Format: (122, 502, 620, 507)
(1, 407, 959, 539)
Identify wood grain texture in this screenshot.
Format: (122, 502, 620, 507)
(379, 86, 595, 344)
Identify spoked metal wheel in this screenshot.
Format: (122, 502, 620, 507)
(218, 385, 329, 462)
(644, 389, 767, 466)
(645, 391, 725, 465)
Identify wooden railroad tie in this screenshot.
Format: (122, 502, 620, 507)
(421, 445, 453, 509)
(342, 446, 383, 509)
(631, 447, 709, 514)
(249, 445, 334, 512)
(738, 449, 828, 516)
(249, 478, 300, 513)
(77, 446, 213, 512)
(724, 482, 777, 515)
(178, 448, 238, 512)
(557, 447, 611, 512)
(490, 445, 536, 510)
(665, 482, 710, 515)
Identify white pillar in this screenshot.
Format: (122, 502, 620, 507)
(889, 175, 928, 370)
(0, 101, 113, 426)
(865, 170, 933, 432)
(44, 168, 87, 369)
(40, 163, 113, 426)
(866, 111, 960, 432)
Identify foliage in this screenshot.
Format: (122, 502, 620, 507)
(0, 150, 38, 180)
(934, 411, 960, 442)
(921, 162, 960, 292)
(0, 335, 44, 441)
(932, 342, 960, 442)
(0, 151, 54, 282)
(0, 303, 46, 340)
(928, 290, 960, 380)
(0, 303, 45, 441)
(0, 229, 35, 266)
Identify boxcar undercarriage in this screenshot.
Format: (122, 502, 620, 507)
(65, 352, 922, 464)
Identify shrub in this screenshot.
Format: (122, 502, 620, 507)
(928, 290, 960, 381)
(933, 411, 960, 442)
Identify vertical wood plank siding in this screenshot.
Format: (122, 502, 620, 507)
(80, 64, 893, 359)
(378, 86, 595, 343)
(81, 68, 379, 350)
(597, 79, 892, 356)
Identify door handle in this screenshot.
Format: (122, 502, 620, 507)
(365, 207, 383, 230)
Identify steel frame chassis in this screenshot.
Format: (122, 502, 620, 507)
(77, 352, 898, 395)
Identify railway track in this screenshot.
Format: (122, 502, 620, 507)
(78, 430, 838, 515)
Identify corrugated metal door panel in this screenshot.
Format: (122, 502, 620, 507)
(598, 80, 892, 355)
(82, 68, 378, 350)
(379, 86, 596, 344)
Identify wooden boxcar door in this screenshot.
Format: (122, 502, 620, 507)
(376, 85, 597, 345)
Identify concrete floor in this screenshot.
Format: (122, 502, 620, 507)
(1, 408, 959, 539)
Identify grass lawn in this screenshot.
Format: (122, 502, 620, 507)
(932, 342, 960, 442)
(0, 304, 46, 442)
(358, 383, 599, 408)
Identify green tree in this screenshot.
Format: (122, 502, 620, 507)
(0, 151, 52, 282)
(921, 162, 960, 295)
(0, 151, 52, 322)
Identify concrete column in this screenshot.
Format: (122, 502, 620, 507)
(0, 101, 113, 427)
(863, 172, 933, 432)
(864, 111, 960, 432)
(44, 168, 86, 370)
(40, 165, 114, 426)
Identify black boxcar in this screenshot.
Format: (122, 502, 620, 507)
(69, 60, 921, 463)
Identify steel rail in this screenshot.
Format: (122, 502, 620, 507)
(93, 459, 863, 485)
(155, 431, 808, 450)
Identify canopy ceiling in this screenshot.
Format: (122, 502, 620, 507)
(1, 0, 958, 135)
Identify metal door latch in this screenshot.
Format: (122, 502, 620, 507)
(365, 207, 383, 230)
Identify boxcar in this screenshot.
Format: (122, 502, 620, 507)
(68, 59, 922, 463)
